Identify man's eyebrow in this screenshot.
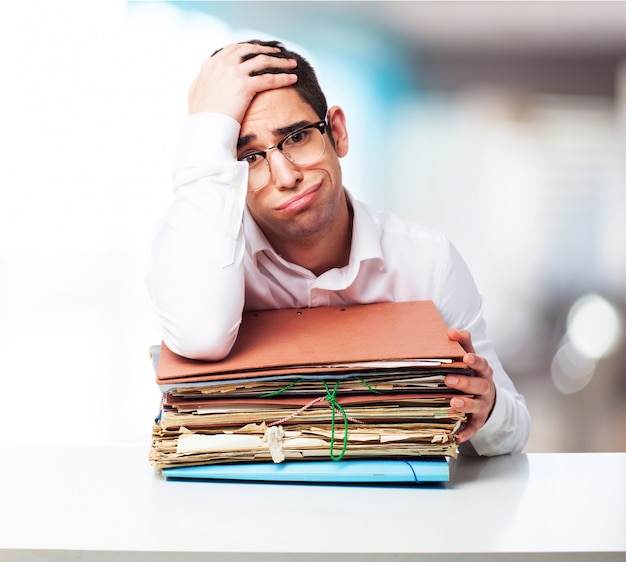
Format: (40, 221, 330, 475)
(273, 120, 311, 137)
(237, 120, 313, 151)
(237, 134, 256, 150)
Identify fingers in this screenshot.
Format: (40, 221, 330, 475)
(455, 409, 487, 444)
(448, 392, 493, 444)
(245, 68, 299, 93)
(445, 349, 496, 444)
(446, 362, 492, 395)
(447, 327, 476, 355)
(236, 43, 297, 75)
(188, 42, 298, 121)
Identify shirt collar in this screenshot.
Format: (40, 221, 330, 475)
(345, 189, 385, 267)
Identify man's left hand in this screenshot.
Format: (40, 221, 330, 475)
(445, 328, 496, 444)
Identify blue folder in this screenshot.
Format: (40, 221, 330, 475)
(162, 458, 449, 483)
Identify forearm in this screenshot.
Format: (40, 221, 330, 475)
(148, 43, 300, 359)
(146, 114, 248, 360)
(435, 240, 531, 455)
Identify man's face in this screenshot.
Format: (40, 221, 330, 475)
(238, 87, 348, 248)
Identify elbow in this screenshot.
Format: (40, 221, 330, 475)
(161, 319, 240, 361)
(146, 275, 244, 361)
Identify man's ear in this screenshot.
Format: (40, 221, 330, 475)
(327, 105, 349, 158)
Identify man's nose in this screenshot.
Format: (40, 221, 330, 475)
(267, 149, 302, 189)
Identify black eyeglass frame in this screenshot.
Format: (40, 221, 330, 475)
(237, 120, 328, 167)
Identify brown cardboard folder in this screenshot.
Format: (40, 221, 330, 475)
(156, 300, 469, 385)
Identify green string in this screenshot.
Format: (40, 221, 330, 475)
(260, 379, 304, 397)
(356, 377, 383, 394)
(322, 380, 350, 461)
(260, 377, 381, 462)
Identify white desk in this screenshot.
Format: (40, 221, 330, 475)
(0, 445, 624, 561)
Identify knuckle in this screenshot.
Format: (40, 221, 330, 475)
(453, 376, 469, 391)
(479, 378, 491, 395)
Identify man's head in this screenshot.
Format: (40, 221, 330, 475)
(217, 39, 328, 122)
(206, 39, 352, 273)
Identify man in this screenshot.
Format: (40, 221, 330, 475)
(146, 40, 531, 456)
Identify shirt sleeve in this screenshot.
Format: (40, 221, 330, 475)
(145, 113, 248, 360)
(434, 240, 531, 456)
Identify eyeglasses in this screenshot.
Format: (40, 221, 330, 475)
(238, 121, 327, 191)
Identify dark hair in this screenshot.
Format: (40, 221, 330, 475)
(215, 39, 329, 121)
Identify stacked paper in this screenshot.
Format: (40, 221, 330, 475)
(149, 301, 470, 471)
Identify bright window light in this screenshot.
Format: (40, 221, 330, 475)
(566, 293, 623, 359)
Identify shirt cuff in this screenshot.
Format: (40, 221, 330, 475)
(467, 386, 526, 456)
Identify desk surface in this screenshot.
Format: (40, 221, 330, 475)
(0, 445, 624, 561)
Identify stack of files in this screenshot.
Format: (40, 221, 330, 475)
(149, 300, 471, 479)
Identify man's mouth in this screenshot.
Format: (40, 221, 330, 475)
(275, 184, 321, 212)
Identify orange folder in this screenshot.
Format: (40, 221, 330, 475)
(156, 300, 469, 385)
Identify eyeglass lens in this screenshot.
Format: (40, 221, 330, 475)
(242, 123, 326, 191)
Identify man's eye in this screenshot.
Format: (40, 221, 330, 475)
(284, 129, 310, 146)
(239, 152, 263, 165)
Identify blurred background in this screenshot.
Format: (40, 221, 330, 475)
(0, 0, 624, 452)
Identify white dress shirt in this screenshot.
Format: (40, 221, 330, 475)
(146, 112, 531, 456)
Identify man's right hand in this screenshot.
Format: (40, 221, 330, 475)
(187, 42, 298, 122)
